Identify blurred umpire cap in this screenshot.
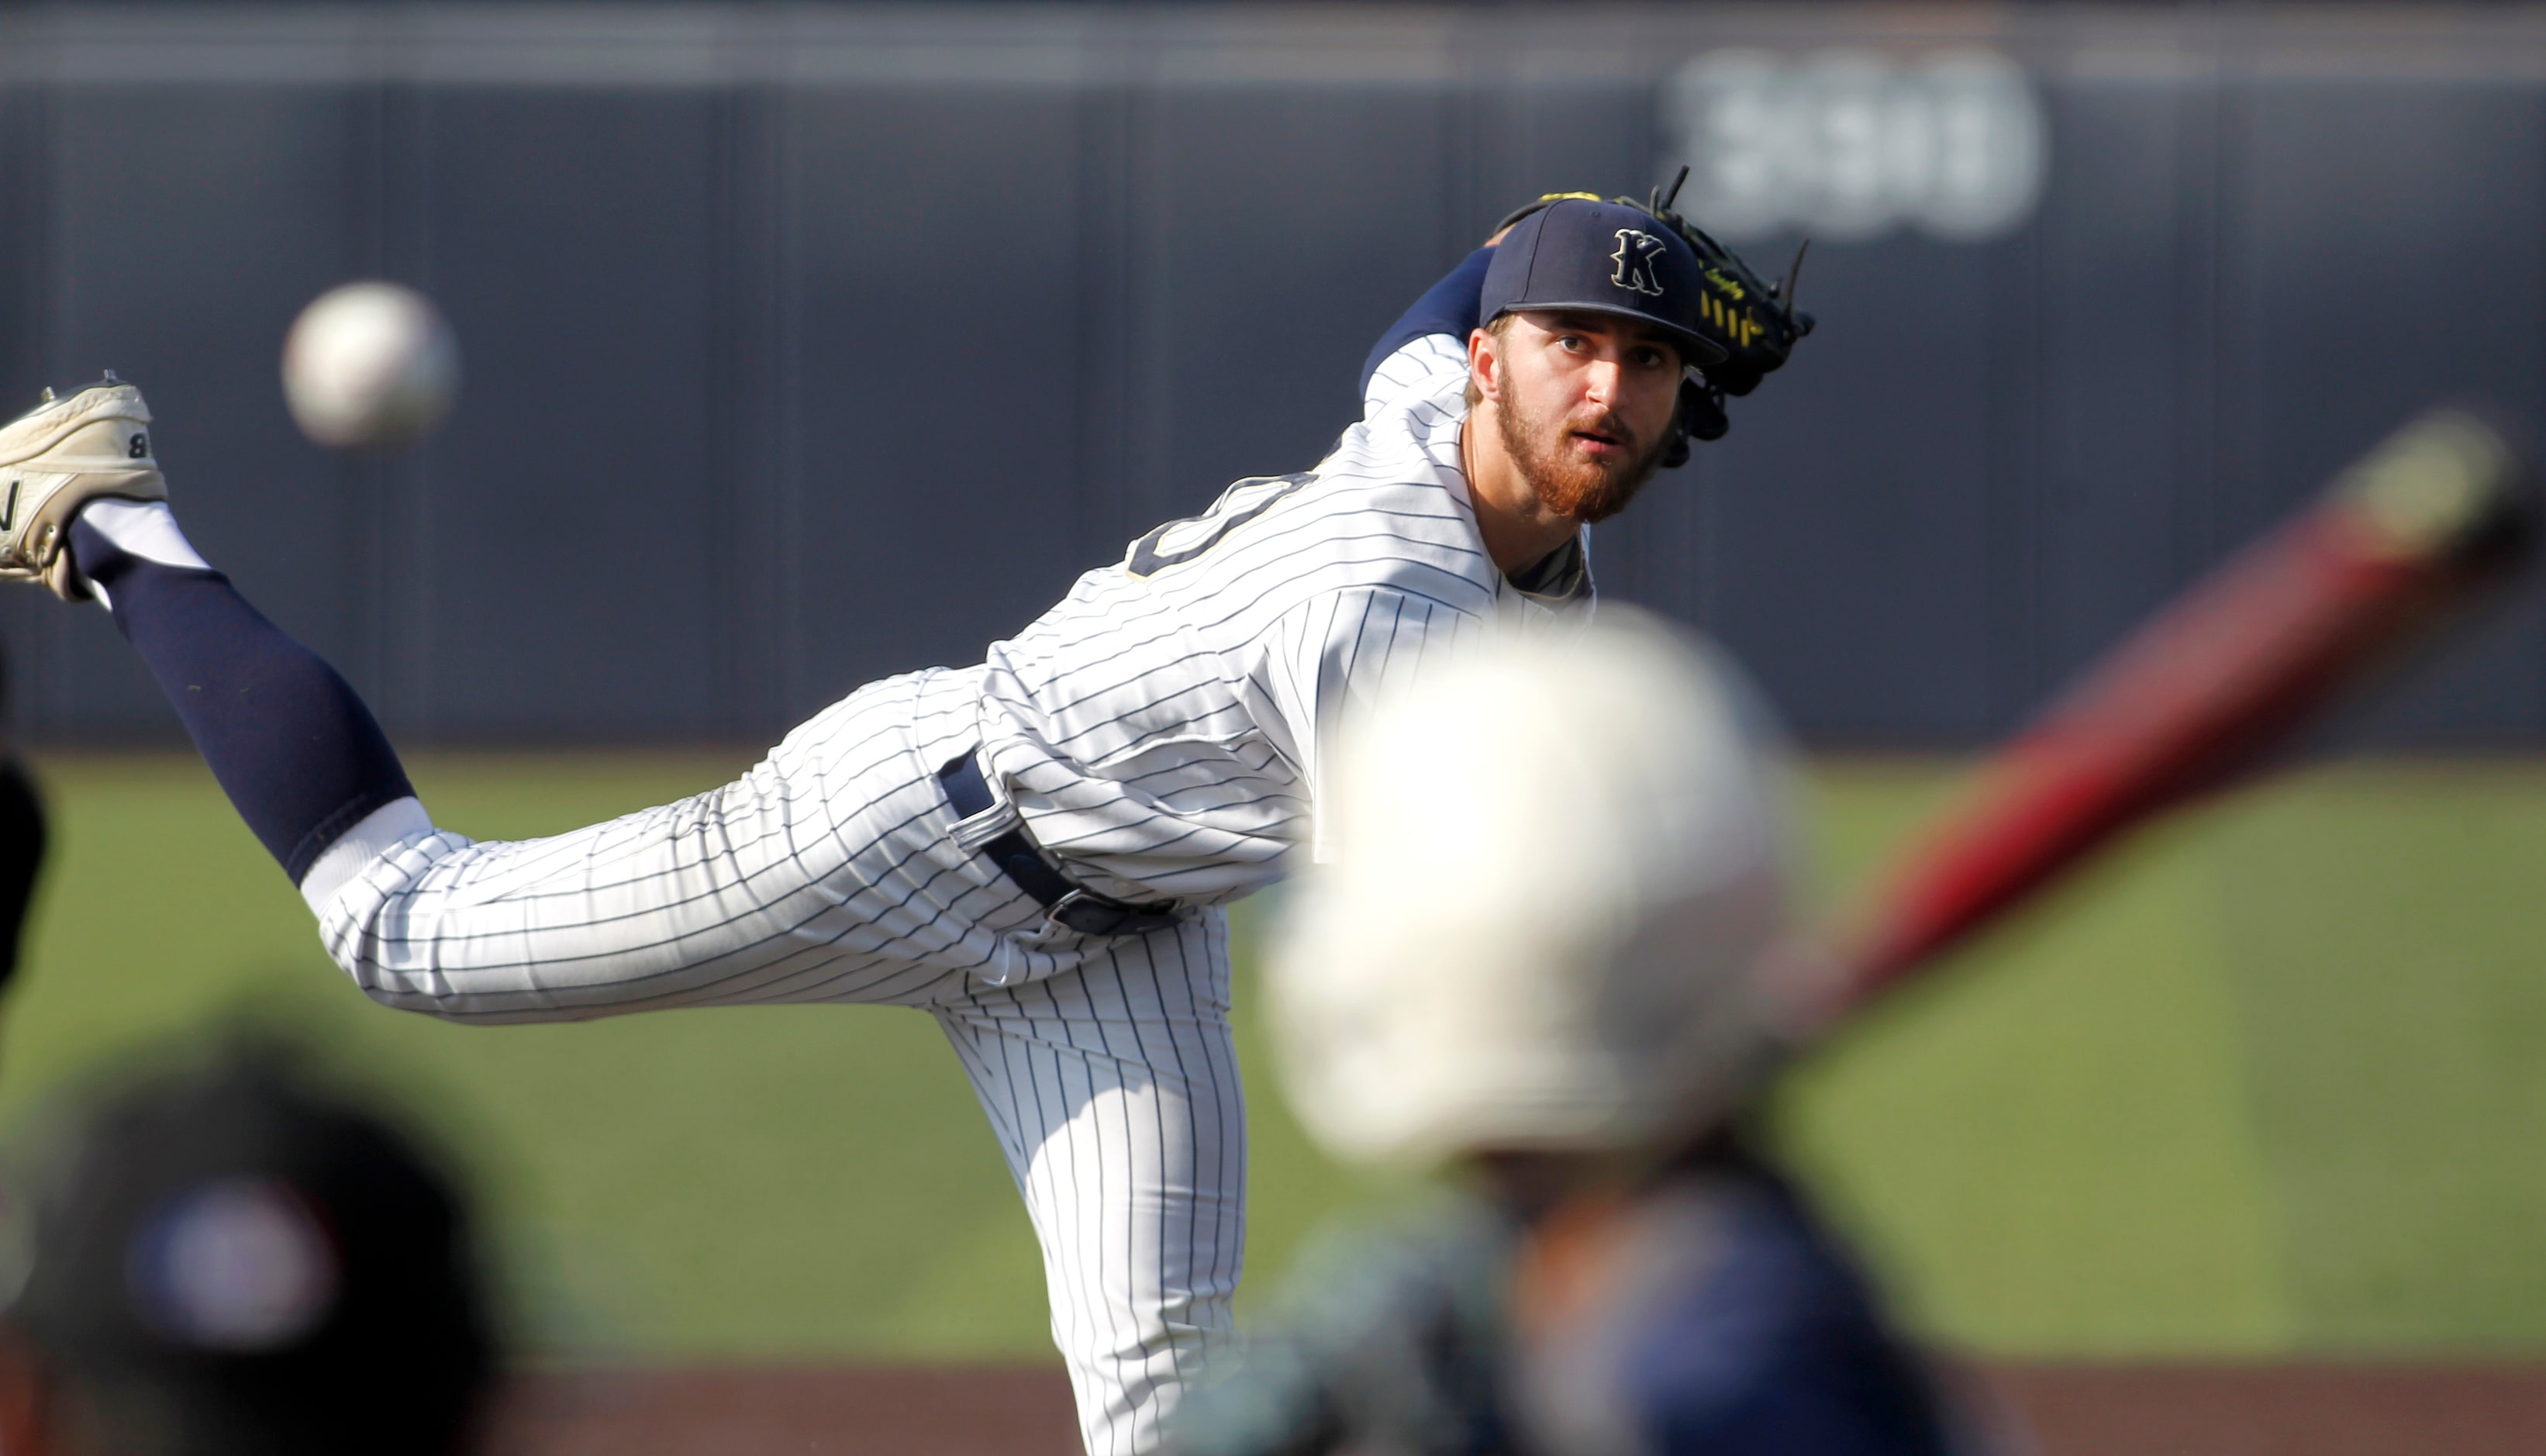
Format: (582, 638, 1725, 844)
(0, 1044, 496, 1455)
(1480, 198, 1730, 370)
(1270, 609, 1794, 1169)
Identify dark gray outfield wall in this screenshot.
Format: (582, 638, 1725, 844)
(5, 3, 2544, 747)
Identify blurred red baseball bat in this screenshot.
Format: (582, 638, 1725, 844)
(1776, 407, 2536, 1038)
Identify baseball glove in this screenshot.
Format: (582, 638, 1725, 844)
(1492, 172, 1814, 455)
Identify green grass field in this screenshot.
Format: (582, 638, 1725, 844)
(12, 752, 2546, 1363)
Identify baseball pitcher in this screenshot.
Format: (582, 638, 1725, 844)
(0, 192, 1804, 1453)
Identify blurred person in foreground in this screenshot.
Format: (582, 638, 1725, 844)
(0, 636, 48, 1003)
(1168, 612, 1983, 1456)
(0, 1045, 498, 1455)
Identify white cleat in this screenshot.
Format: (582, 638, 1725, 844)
(0, 376, 167, 601)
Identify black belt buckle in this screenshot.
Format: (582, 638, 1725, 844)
(1046, 888, 1181, 938)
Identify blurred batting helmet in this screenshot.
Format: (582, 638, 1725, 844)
(1268, 610, 1796, 1168)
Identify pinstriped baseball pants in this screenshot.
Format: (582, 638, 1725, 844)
(315, 668, 1246, 1454)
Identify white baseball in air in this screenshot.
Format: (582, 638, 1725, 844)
(281, 281, 460, 452)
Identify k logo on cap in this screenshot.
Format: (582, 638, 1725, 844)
(1611, 229, 1668, 297)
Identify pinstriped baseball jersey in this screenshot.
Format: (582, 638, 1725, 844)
(973, 333, 1590, 908)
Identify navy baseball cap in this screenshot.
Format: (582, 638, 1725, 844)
(1480, 198, 1727, 368)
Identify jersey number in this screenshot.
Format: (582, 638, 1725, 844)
(1124, 473, 1315, 580)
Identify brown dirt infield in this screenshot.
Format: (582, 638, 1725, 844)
(488, 1361, 2546, 1454)
(1976, 1363, 2546, 1456)
(492, 1365, 1082, 1456)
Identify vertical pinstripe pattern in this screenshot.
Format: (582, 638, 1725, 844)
(938, 911, 1244, 1454)
(302, 335, 1586, 1453)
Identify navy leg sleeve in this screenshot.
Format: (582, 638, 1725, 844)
(1358, 245, 1496, 398)
(71, 518, 415, 885)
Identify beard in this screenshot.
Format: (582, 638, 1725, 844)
(1494, 388, 1675, 525)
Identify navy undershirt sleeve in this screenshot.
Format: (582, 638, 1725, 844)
(1358, 245, 1495, 399)
(71, 518, 416, 885)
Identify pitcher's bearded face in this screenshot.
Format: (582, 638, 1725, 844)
(1495, 380, 1675, 523)
(1488, 311, 1685, 524)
